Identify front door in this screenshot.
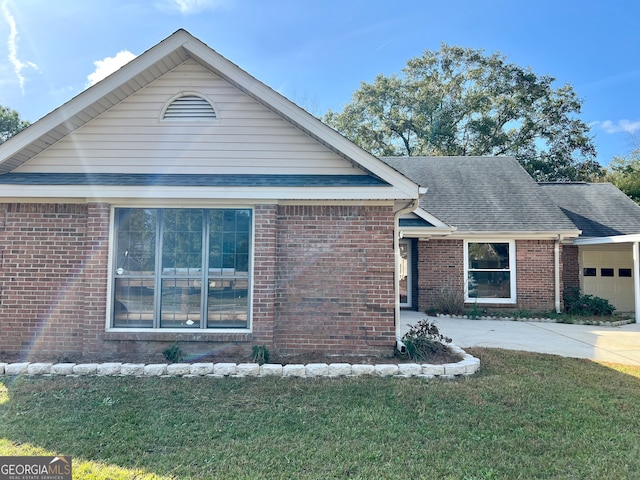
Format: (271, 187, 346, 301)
(399, 239, 412, 308)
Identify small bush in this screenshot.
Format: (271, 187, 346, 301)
(401, 319, 452, 362)
(163, 343, 184, 363)
(564, 287, 616, 316)
(433, 280, 465, 315)
(252, 345, 270, 365)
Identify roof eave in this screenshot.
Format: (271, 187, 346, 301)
(573, 233, 640, 245)
(446, 230, 581, 240)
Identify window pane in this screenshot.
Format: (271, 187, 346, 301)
(160, 278, 201, 328)
(468, 271, 511, 299)
(583, 268, 597, 277)
(468, 243, 509, 270)
(162, 209, 203, 275)
(113, 278, 154, 327)
(619, 268, 632, 278)
(207, 278, 249, 328)
(601, 268, 614, 277)
(113, 207, 251, 330)
(115, 209, 156, 274)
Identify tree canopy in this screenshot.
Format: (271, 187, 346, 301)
(606, 150, 640, 204)
(0, 105, 29, 144)
(324, 44, 604, 181)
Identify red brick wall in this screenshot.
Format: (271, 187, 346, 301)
(515, 240, 557, 311)
(0, 203, 88, 360)
(251, 205, 277, 349)
(417, 239, 464, 312)
(274, 205, 396, 356)
(416, 238, 560, 313)
(0, 202, 396, 361)
(562, 244, 580, 293)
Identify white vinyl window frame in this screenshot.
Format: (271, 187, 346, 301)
(464, 239, 516, 304)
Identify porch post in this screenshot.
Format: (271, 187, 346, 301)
(634, 241, 640, 323)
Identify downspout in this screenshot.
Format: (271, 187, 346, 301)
(554, 236, 561, 314)
(634, 241, 640, 324)
(394, 188, 427, 352)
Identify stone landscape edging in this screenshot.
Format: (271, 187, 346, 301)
(0, 345, 479, 379)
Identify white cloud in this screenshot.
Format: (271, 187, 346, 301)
(1, 0, 39, 94)
(86, 50, 137, 87)
(159, 0, 231, 15)
(595, 119, 640, 135)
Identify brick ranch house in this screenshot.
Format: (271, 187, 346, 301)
(0, 30, 638, 362)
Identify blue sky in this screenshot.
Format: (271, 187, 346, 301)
(1, 0, 639, 166)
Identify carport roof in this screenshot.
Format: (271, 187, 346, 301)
(539, 182, 640, 238)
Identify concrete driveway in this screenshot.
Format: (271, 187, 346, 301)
(399, 311, 640, 366)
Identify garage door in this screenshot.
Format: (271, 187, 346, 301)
(581, 247, 634, 312)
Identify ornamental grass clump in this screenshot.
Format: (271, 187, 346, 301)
(401, 319, 453, 362)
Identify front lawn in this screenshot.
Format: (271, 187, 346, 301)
(2, 349, 640, 479)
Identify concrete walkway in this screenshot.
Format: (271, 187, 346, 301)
(399, 311, 640, 366)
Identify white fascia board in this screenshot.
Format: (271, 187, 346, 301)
(0, 184, 416, 201)
(410, 207, 452, 230)
(573, 233, 640, 245)
(446, 230, 581, 241)
(399, 228, 454, 238)
(182, 38, 421, 200)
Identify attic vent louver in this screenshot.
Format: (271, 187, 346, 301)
(163, 94, 217, 121)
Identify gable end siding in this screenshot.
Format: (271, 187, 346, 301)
(15, 60, 362, 177)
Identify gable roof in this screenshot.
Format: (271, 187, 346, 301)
(0, 29, 419, 201)
(539, 182, 640, 238)
(381, 156, 579, 236)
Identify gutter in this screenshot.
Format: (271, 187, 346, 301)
(394, 187, 427, 352)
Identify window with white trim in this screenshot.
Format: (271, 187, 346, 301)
(112, 208, 251, 329)
(464, 240, 516, 304)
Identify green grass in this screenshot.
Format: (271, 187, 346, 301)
(2, 349, 640, 479)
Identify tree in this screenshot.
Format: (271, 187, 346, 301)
(0, 105, 29, 144)
(324, 44, 603, 181)
(606, 150, 640, 204)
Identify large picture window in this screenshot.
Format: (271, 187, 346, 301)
(465, 240, 516, 304)
(112, 208, 252, 329)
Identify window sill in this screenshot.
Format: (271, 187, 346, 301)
(104, 329, 252, 342)
(464, 299, 516, 305)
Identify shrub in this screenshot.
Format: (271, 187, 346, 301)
(252, 345, 270, 365)
(163, 343, 184, 363)
(433, 280, 465, 315)
(564, 287, 616, 316)
(401, 319, 452, 362)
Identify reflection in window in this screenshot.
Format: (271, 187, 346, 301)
(466, 241, 515, 302)
(113, 208, 251, 329)
(583, 268, 596, 277)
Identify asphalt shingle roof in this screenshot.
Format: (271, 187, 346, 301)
(539, 182, 640, 238)
(380, 156, 578, 233)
